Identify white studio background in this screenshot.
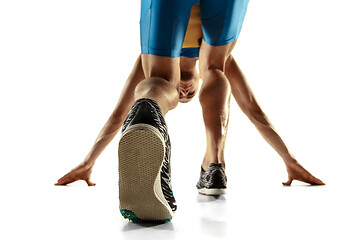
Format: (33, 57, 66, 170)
(1, 1, 360, 239)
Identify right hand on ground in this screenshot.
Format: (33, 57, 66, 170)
(55, 164, 96, 186)
(282, 160, 325, 186)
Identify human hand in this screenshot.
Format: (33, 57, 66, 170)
(55, 163, 96, 186)
(282, 160, 325, 186)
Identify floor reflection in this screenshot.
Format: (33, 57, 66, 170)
(197, 193, 229, 238)
(200, 217, 228, 238)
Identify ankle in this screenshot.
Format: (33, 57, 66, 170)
(202, 160, 225, 171)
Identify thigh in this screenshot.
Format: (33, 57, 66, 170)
(199, 39, 236, 73)
(200, 0, 249, 46)
(141, 54, 180, 87)
(140, 0, 194, 58)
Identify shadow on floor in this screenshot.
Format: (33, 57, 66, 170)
(121, 221, 174, 232)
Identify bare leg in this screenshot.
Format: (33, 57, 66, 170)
(198, 40, 236, 170)
(117, 54, 182, 220)
(56, 54, 184, 186)
(135, 54, 180, 114)
(225, 55, 325, 185)
(55, 56, 144, 185)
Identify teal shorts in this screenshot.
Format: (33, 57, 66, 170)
(180, 47, 200, 58)
(140, 0, 249, 58)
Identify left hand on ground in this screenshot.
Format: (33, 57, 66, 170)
(55, 164, 96, 186)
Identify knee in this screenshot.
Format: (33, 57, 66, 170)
(199, 58, 226, 80)
(199, 76, 230, 106)
(199, 53, 227, 78)
(135, 77, 179, 103)
(136, 77, 177, 92)
(199, 40, 235, 77)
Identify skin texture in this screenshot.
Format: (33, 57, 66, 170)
(55, 55, 182, 186)
(136, 54, 181, 114)
(179, 57, 200, 103)
(224, 55, 324, 186)
(55, 51, 324, 187)
(55, 1, 324, 187)
(198, 40, 236, 170)
(55, 56, 144, 186)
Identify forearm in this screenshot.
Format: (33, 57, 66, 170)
(82, 114, 125, 166)
(82, 55, 145, 166)
(225, 55, 294, 162)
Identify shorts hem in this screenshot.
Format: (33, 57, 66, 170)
(141, 47, 181, 58)
(203, 36, 238, 47)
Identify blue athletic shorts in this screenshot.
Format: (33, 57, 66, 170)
(180, 47, 200, 58)
(140, 0, 249, 58)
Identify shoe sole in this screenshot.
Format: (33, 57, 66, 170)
(118, 124, 173, 222)
(198, 188, 226, 196)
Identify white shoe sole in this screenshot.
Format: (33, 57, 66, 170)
(198, 188, 226, 196)
(118, 124, 173, 221)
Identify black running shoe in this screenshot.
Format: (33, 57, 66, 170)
(118, 98, 176, 222)
(196, 163, 227, 196)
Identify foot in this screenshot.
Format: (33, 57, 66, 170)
(282, 160, 325, 186)
(196, 163, 227, 195)
(118, 98, 176, 222)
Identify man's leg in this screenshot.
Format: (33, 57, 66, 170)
(195, 40, 235, 195)
(225, 55, 325, 185)
(118, 54, 181, 222)
(198, 41, 235, 170)
(198, 0, 249, 171)
(195, 0, 249, 195)
(134, 55, 180, 114)
(118, 0, 194, 221)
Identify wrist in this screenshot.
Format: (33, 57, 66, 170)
(81, 158, 95, 168)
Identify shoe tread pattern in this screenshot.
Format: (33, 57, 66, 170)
(118, 128, 172, 221)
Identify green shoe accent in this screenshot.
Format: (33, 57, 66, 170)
(163, 217, 172, 223)
(120, 209, 173, 223)
(120, 209, 140, 221)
